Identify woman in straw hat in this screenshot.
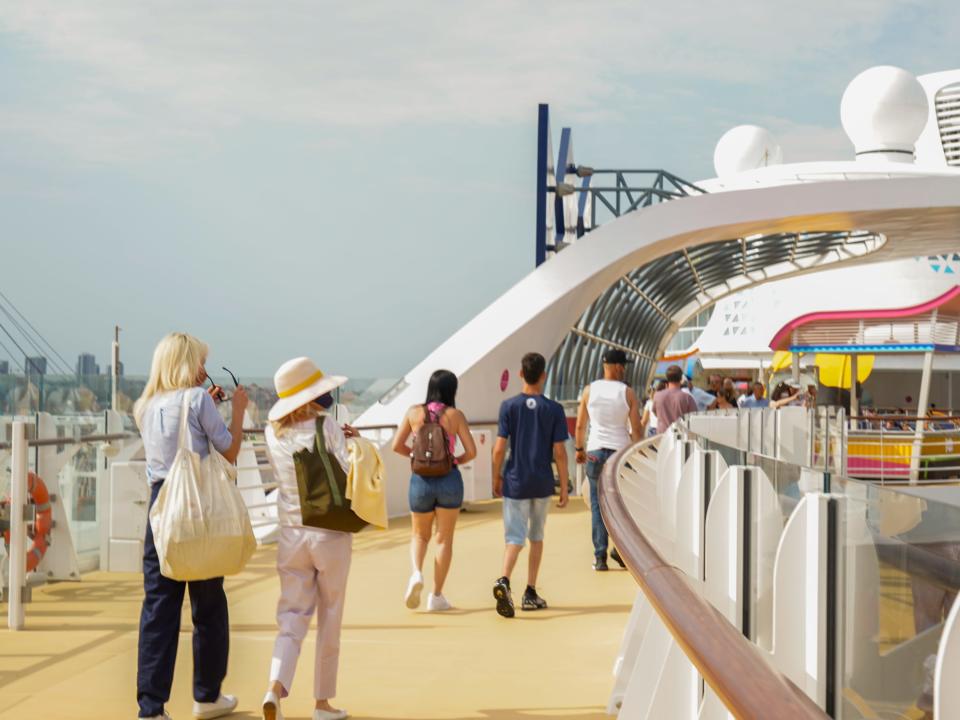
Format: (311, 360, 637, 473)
(392, 369, 477, 612)
(133, 332, 248, 720)
(261, 357, 359, 720)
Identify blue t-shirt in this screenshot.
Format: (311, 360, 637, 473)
(497, 393, 569, 499)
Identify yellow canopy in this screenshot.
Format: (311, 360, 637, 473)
(771, 350, 794, 372)
(814, 353, 874, 388)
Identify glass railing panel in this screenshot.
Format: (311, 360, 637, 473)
(0, 373, 148, 417)
(832, 477, 960, 718)
(748, 452, 816, 525)
(61, 441, 104, 562)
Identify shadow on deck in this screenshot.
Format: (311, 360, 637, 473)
(1, 500, 636, 720)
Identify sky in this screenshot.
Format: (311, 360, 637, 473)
(0, 1, 958, 380)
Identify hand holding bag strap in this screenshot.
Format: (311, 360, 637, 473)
(178, 389, 194, 453)
(314, 416, 344, 507)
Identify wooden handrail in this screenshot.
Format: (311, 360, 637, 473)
(598, 441, 829, 720)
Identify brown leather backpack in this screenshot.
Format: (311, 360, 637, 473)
(411, 404, 454, 477)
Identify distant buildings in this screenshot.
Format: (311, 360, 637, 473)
(106, 361, 124, 377)
(76, 352, 100, 377)
(0, 360, 8, 375)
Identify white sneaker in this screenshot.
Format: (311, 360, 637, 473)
(262, 690, 284, 720)
(313, 708, 348, 720)
(427, 593, 452, 612)
(193, 694, 238, 719)
(404, 571, 424, 609)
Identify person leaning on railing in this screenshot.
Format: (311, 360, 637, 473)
(133, 332, 249, 720)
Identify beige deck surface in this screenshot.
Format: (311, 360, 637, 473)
(0, 500, 635, 720)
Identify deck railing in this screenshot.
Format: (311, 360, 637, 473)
(599, 437, 828, 719)
(606, 409, 960, 718)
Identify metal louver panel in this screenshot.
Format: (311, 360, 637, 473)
(936, 82, 960, 167)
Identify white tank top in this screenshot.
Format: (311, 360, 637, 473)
(586, 379, 631, 451)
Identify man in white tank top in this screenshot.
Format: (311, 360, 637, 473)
(574, 349, 643, 571)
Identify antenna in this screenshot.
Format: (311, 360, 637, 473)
(111, 325, 121, 412)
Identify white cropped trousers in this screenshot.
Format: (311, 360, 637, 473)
(270, 526, 353, 700)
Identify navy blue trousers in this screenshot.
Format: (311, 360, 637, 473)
(137, 481, 229, 718)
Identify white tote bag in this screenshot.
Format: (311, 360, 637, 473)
(149, 390, 257, 581)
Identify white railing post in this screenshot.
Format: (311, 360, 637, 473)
(771, 492, 844, 713)
(7, 420, 27, 630)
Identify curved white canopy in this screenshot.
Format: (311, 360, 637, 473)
(359, 174, 960, 426)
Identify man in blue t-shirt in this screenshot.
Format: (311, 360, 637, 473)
(491, 352, 570, 618)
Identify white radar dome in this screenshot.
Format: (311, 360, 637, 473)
(840, 65, 928, 160)
(713, 125, 783, 178)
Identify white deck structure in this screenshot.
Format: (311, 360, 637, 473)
(360, 68, 960, 428)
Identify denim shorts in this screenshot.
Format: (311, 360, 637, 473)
(409, 467, 464, 513)
(503, 496, 552, 545)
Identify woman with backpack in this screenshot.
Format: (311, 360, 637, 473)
(392, 369, 477, 611)
(260, 356, 361, 720)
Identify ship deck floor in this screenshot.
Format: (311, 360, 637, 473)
(1, 500, 635, 720)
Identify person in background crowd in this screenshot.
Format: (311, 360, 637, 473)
(261, 357, 360, 720)
(653, 364, 698, 435)
(393, 370, 477, 612)
(684, 376, 716, 411)
(640, 381, 666, 437)
(771, 381, 800, 408)
(134, 332, 248, 720)
(575, 349, 643, 571)
(707, 374, 722, 397)
(770, 381, 790, 404)
(741, 381, 769, 408)
(491, 352, 569, 617)
(708, 377, 738, 410)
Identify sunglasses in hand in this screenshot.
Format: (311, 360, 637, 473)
(204, 366, 239, 403)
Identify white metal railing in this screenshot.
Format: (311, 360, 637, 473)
(788, 311, 960, 348)
(607, 409, 960, 718)
(7, 421, 27, 630)
(4, 416, 136, 630)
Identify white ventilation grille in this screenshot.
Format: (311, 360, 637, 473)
(936, 82, 960, 166)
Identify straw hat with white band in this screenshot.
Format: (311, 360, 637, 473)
(268, 356, 348, 422)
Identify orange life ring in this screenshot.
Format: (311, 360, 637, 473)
(2, 472, 53, 572)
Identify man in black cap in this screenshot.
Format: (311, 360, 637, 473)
(574, 348, 643, 571)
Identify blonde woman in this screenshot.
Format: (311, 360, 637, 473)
(134, 332, 248, 720)
(261, 357, 359, 720)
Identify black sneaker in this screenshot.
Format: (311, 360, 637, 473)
(610, 548, 626, 569)
(593, 557, 609, 572)
(521, 587, 548, 611)
(493, 577, 515, 618)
